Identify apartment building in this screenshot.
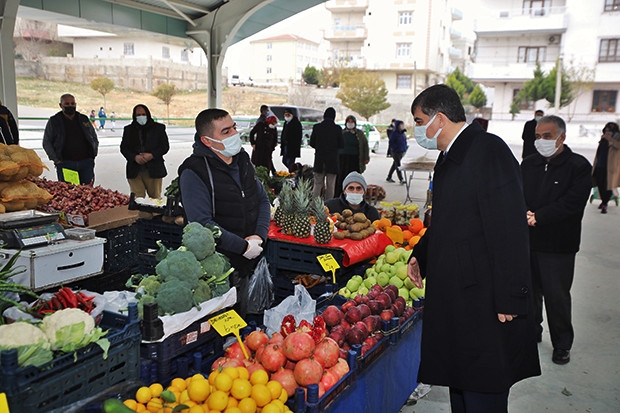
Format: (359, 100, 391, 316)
(323, 0, 474, 96)
(249, 34, 322, 85)
(472, 0, 620, 122)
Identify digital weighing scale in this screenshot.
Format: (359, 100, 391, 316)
(0, 210, 67, 249)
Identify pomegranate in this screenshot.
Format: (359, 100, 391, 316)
(320, 369, 340, 391)
(294, 357, 324, 386)
(254, 343, 266, 363)
(260, 343, 287, 372)
(225, 341, 246, 360)
(312, 337, 340, 369)
(271, 367, 298, 397)
(269, 332, 285, 345)
(282, 331, 316, 361)
(211, 356, 244, 371)
(244, 359, 268, 376)
(245, 330, 269, 351)
(328, 358, 350, 379)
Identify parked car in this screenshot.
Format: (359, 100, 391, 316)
(230, 75, 253, 87)
(338, 121, 382, 153)
(233, 116, 257, 142)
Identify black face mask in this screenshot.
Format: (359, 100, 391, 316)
(63, 106, 76, 116)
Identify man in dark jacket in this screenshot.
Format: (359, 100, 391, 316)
(120, 104, 170, 198)
(0, 101, 19, 145)
(280, 108, 302, 171)
(325, 172, 379, 222)
(407, 84, 540, 412)
(522, 109, 544, 159)
(310, 107, 344, 199)
(42, 94, 99, 185)
(178, 108, 271, 317)
(521, 115, 591, 365)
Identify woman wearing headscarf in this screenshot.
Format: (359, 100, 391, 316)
(120, 104, 170, 198)
(335, 115, 369, 197)
(592, 121, 620, 213)
(250, 111, 279, 175)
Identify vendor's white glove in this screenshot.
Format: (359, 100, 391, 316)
(243, 238, 263, 259)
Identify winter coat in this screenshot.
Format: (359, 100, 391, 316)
(42, 111, 99, 163)
(592, 132, 620, 190)
(521, 118, 538, 158)
(309, 119, 344, 174)
(411, 122, 541, 393)
(522, 145, 592, 253)
(341, 127, 370, 173)
(325, 193, 379, 222)
(120, 120, 170, 179)
(280, 116, 303, 158)
(0, 105, 19, 145)
(250, 121, 278, 170)
(388, 121, 408, 154)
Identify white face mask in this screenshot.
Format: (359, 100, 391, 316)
(207, 133, 243, 157)
(535, 116, 542, 122)
(269, 124, 276, 129)
(136, 115, 147, 126)
(284, 115, 293, 122)
(346, 122, 355, 130)
(414, 114, 441, 150)
(345, 192, 364, 205)
(534, 135, 561, 158)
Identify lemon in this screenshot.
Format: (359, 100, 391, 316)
(261, 402, 282, 413)
(136, 386, 152, 404)
(207, 390, 229, 411)
(148, 383, 164, 398)
(237, 397, 257, 413)
(266, 381, 283, 400)
(224, 407, 243, 413)
(215, 371, 234, 392)
(188, 378, 211, 402)
(123, 399, 138, 410)
(249, 369, 269, 386)
(222, 366, 240, 379)
(237, 366, 250, 380)
(171, 377, 188, 391)
(231, 378, 252, 400)
(251, 383, 272, 407)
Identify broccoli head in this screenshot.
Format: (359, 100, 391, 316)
(156, 279, 194, 315)
(182, 222, 215, 260)
(211, 276, 231, 298)
(155, 249, 203, 290)
(193, 280, 212, 306)
(199, 252, 231, 277)
(138, 275, 162, 296)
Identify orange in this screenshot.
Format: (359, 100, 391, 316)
(238, 397, 257, 413)
(408, 218, 424, 234)
(418, 227, 427, 236)
(149, 383, 164, 398)
(409, 235, 421, 246)
(250, 369, 269, 386)
(231, 378, 253, 400)
(171, 377, 188, 392)
(188, 379, 211, 403)
(402, 230, 413, 241)
(378, 218, 392, 231)
(207, 390, 229, 411)
(215, 371, 234, 392)
(251, 384, 272, 407)
(136, 386, 153, 404)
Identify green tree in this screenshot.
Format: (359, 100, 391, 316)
(336, 70, 390, 120)
(468, 84, 487, 109)
(302, 66, 321, 86)
(509, 100, 521, 121)
(446, 67, 474, 103)
(542, 59, 574, 109)
(151, 83, 176, 122)
(89, 77, 115, 108)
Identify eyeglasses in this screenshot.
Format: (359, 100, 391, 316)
(346, 185, 364, 191)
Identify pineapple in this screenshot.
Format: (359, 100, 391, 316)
(274, 182, 292, 227)
(292, 179, 312, 238)
(281, 190, 296, 235)
(312, 196, 332, 244)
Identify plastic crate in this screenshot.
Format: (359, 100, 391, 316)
(265, 239, 345, 277)
(97, 224, 139, 273)
(0, 304, 141, 412)
(136, 217, 183, 253)
(73, 267, 134, 294)
(136, 252, 159, 275)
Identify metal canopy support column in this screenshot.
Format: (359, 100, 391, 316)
(0, 0, 19, 117)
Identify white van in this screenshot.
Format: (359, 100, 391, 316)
(230, 75, 253, 87)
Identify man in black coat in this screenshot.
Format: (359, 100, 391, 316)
(521, 115, 591, 365)
(522, 109, 544, 159)
(407, 84, 540, 412)
(310, 107, 344, 199)
(0, 101, 19, 145)
(280, 108, 302, 171)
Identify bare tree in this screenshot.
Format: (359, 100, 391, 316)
(288, 86, 317, 107)
(223, 89, 244, 115)
(565, 60, 596, 122)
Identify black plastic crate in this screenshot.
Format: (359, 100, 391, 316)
(97, 225, 139, 273)
(136, 217, 183, 253)
(72, 268, 134, 294)
(136, 252, 159, 275)
(265, 239, 345, 277)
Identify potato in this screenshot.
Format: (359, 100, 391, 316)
(348, 222, 366, 233)
(353, 212, 367, 223)
(342, 209, 353, 218)
(349, 232, 364, 240)
(333, 231, 346, 240)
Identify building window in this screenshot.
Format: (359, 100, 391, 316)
(592, 90, 617, 112)
(181, 49, 189, 62)
(267, 43, 272, 49)
(267, 55, 272, 61)
(396, 43, 411, 58)
(397, 75, 412, 89)
(513, 89, 535, 110)
(267, 67, 272, 74)
(604, 0, 620, 11)
(517, 46, 546, 63)
(123, 42, 134, 56)
(522, 0, 546, 16)
(162, 47, 170, 59)
(399, 11, 413, 25)
(599, 39, 620, 62)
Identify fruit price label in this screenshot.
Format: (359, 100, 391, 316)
(317, 253, 340, 283)
(62, 168, 80, 185)
(209, 309, 249, 358)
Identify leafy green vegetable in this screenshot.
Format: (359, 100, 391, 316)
(155, 249, 203, 290)
(182, 222, 216, 260)
(40, 308, 109, 356)
(156, 279, 194, 315)
(0, 322, 53, 367)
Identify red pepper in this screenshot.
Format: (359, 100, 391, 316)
(296, 319, 313, 334)
(311, 315, 327, 343)
(50, 296, 63, 310)
(280, 314, 297, 337)
(61, 287, 78, 308)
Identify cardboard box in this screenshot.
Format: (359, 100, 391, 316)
(2, 237, 105, 290)
(64, 205, 139, 232)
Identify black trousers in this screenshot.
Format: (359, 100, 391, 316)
(530, 250, 576, 350)
(449, 388, 509, 413)
(387, 151, 404, 181)
(593, 166, 612, 205)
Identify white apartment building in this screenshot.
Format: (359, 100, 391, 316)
(323, 0, 474, 97)
(249, 34, 322, 85)
(472, 0, 620, 122)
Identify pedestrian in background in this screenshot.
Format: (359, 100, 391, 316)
(334, 115, 369, 197)
(110, 111, 116, 132)
(98, 107, 107, 130)
(386, 118, 395, 157)
(522, 109, 544, 159)
(407, 84, 540, 413)
(0, 100, 19, 145)
(89, 109, 97, 129)
(310, 107, 344, 200)
(521, 115, 591, 365)
(386, 119, 407, 184)
(250, 112, 278, 175)
(120, 104, 170, 198)
(43, 94, 99, 185)
(280, 107, 302, 171)
(592, 122, 620, 213)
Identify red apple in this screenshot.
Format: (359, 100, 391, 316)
(341, 299, 356, 312)
(322, 305, 344, 327)
(375, 292, 392, 310)
(354, 294, 369, 305)
(346, 327, 366, 345)
(353, 321, 369, 338)
(344, 306, 362, 324)
(380, 309, 395, 322)
(357, 303, 371, 319)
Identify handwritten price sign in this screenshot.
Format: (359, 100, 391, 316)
(317, 253, 340, 283)
(208, 309, 249, 358)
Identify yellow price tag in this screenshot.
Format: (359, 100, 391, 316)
(62, 168, 80, 185)
(208, 309, 249, 358)
(317, 253, 340, 284)
(0, 392, 9, 413)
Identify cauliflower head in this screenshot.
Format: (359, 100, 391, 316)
(0, 322, 53, 367)
(182, 222, 216, 260)
(40, 308, 107, 353)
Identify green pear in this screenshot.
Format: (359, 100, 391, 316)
(394, 263, 408, 280)
(376, 272, 390, 287)
(389, 275, 404, 289)
(364, 276, 377, 289)
(398, 287, 410, 300)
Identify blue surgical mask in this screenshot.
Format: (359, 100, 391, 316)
(414, 114, 441, 150)
(345, 193, 364, 205)
(208, 133, 243, 157)
(136, 115, 147, 126)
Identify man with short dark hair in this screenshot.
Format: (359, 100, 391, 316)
(407, 84, 540, 413)
(42, 94, 99, 185)
(521, 115, 591, 365)
(280, 107, 302, 171)
(522, 109, 544, 159)
(310, 107, 344, 199)
(178, 108, 271, 317)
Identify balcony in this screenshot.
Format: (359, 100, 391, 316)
(448, 47, 463, 59)
(470, 61, 557, 82)
(324, 25, 368, 41)
(450, 27, 462, 40)
(324, 0, 368, 13)
(451, 8, 463, 21)
(474, 6, 567, 35)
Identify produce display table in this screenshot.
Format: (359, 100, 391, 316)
(399, 159, 435, 204)
(323, 317, 422, 412)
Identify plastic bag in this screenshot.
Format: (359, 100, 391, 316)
(263, 284, 316, 336)
(247, 256, 274, 314)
